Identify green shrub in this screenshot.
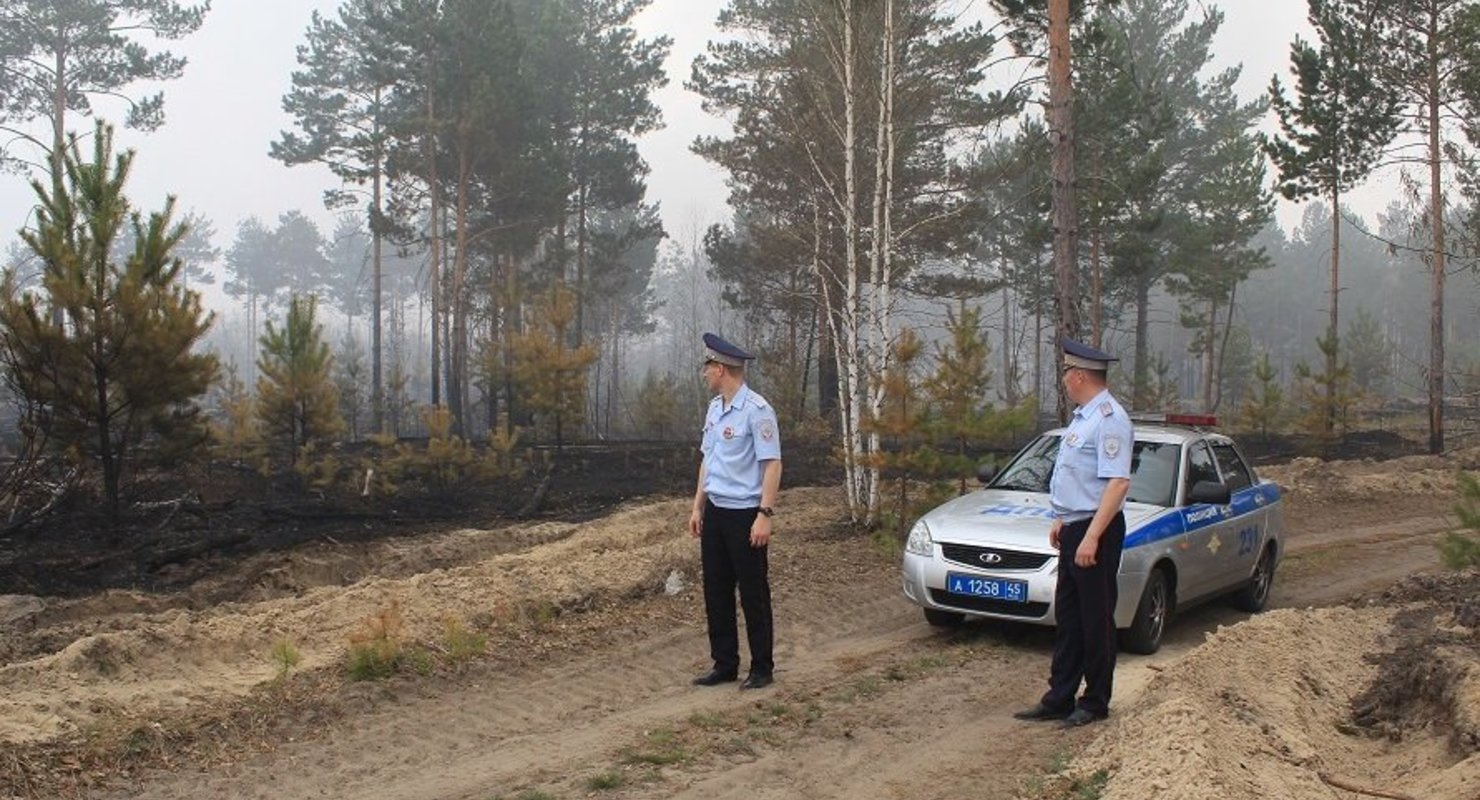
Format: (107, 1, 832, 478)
(443, 617, 488, 662)
(346, 603, 404, 681)
(1438, 533, 1480, 569)
(585, 771, 626, 791)
(1073, 770, 1110, 800)
(270, 638, 301, 679)
(1442, 472, 1480, 569)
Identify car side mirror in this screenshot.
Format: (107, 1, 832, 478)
(1187, 480, 1231, 506)
(976, 464, 998, 485)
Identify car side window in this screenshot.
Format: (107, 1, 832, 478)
(1185, 441, 1220, 503)
(1210, 442, 1253, 492)
(1126, 441, 1179, 507)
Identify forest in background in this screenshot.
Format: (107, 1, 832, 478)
(2, 0, 1480, 529)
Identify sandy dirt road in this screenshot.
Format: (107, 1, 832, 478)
(67, 482, 1457, 800)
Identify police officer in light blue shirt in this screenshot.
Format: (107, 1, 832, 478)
(1015, 337, 1133, 728)
(688, 333, 782, 691)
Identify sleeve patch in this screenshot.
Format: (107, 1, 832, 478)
(760, 419, 776, 442)
(1103, 436, 1122, 458)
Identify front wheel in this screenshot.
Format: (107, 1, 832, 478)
(924, 608, 965, 627)
(1230, 545, 1276, 613)
(1121, 568, 1170, 655)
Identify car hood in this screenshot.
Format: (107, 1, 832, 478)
(922, 490, 1167, 553)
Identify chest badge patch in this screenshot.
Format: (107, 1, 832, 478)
(759, 420, 775, 441)
(1065, 432, 1080, 447)
(723, 426, 735, 440)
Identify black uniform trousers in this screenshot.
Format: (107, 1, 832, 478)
(700, 499, 774, 677)
(1041, 512, 1126, 718)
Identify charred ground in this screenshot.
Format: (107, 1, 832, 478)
(0, 429, 1427, 601)
(0, 440, 840, 599)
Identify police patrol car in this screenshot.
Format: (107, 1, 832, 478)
(899, 414, 1284, 654)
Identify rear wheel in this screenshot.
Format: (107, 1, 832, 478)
(924, 608, 965, 627)
(1230, 545, 1276, 613)
(1121, 568, 1170, 655)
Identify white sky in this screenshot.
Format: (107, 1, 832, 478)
(0, 0, 1341, 261)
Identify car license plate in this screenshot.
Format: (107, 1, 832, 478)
(946, 573, 1027, 603)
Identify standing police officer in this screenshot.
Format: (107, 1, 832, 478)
(1014, 337, 1133, 727)
(689, 333, 783, 691)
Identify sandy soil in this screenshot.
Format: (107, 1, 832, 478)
(0, 451, 1475, 800)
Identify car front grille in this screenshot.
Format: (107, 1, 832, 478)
(929, 589, 1050, 619)
(940, 543, 1051, 571)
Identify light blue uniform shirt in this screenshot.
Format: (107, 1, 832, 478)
(701, 384, 781, 509)
(1050, 387, 1133, 522)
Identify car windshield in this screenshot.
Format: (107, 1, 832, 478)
(989, 435, 1181, 508)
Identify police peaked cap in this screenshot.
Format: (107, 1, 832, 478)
(1060, 336, 1118, 371)
(703, 332, 755, 367)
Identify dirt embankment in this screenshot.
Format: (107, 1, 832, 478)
(0, 450, 1474, 800)
(1047, 451, 1480, 800)
(1062, 572, 1480, 800)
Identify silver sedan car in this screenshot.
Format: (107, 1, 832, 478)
(900, 418, 1284, 654)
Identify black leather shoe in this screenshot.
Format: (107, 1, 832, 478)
(691, 669, 738, 686)
(1012, 702, 1071, 721)
(739, 672, 774, 690)
(1059, 708, 1108, 728)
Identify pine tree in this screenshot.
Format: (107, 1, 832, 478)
(1168, 106, 1274, 412)
(0, 123, 217, 520)
(273, 1, 394, 433)
(0, 0, 208, 185)
(334, 332, 369, 442)
(223, 216, 277, 370)
(272, 211, 334, 302)
(383, 358, 414, 437)
(1351, 0, 1472, 453)
(923, 304, 1018, 490)
(516, 0, 671, 348)
(1343, 308, 1393, 397)
(510, 286, 598, 450)
(255, 295, 344, 468)
(925, 306, 993, 448)
(635, 369, 679, 439)
(1237, 352, 1285, 440)
(211, 363, 263, 467)
(864, 328, 929, 539)
(1054, 0, 1267, 410)
(584, 203, 665, 436)
(1440, 471, 1480, 569)
(1142, 353, 1182, 412)
(388, 406, 478, 496)
(990, 0, 1109, 394)
(1265, 0, 1400, 436)
(964, 125, 1054, 406)
(1218, 326, 1257, 410)
(1293, 332, 1357, 449)
(921, 305, 1033, 494)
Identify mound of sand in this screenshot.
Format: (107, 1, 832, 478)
(1261, 454, 1462, 504)
(0, 487, 842, 745)
(1063, 573, 1480, 800)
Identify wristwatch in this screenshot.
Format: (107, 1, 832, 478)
(758, 506, 775, 518)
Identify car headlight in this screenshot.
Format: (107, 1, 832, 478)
(905, 518, 934, 556)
